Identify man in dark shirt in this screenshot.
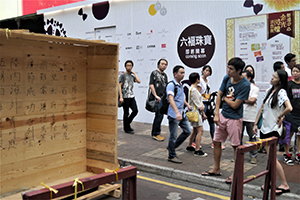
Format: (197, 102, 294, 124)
(149, 59, 168, 141)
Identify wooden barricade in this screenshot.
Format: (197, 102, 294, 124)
(231, 137, 277, 200)
(0, 29, 119, 195)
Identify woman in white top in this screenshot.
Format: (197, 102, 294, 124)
(199, 65, 225, 149)
(186, 73, 207, 157)
(253, 70, 292, 195)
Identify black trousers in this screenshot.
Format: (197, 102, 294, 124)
(122, 98, 138, 131)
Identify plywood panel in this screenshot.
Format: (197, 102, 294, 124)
(87, 84, 116, 105)
(0, 161, 86, 195)
(0, 120, 86, 165)
(1, 148, 86, 182)
(86, 113, 116, 121)
(87, 149, 115, 163)
(86, 140, 115, 154)
(87, 55, 118, 69)
(87, 117, 116, 133)
(87, 69, 117, 85)
(87, 44, 118, 56)
(1, 35, 88, 59)
(87, 103, 117, 116)
(87, 131, 116, 143)
(86, 159, 117, 171)
(0, 54, 87, 72)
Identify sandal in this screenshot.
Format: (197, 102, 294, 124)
(276, 187, 290, 195)
(201, 171, 222, 176)
(225, 177, 232, 184)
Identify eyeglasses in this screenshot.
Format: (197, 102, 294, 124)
(291, 59, 297, 62)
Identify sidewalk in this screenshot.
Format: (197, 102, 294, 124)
(117, 120, 300, 199)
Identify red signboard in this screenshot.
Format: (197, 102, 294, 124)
(22, 0, 84, 15)
(267, 11, 294, 39)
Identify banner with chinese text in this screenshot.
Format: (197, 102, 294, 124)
(268, 11, 294, 39)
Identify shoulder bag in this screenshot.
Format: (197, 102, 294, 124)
(145, 88, 158, 112)
(186, 88, 199, 122)
(257, 109, 263, 129)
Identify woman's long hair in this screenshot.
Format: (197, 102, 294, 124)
(263, 70, 288, 108)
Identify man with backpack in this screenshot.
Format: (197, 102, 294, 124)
(166, 65, 192, 164)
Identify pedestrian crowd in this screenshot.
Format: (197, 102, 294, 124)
(118, 53, 299, 195)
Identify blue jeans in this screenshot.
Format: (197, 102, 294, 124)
(151, 110, 164, 136)
(167, 116, 191, 158)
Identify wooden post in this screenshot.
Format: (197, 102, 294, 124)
(231, 148, 244, 200)
(230, 137, 278, 200)
(122, 174, 137, 200)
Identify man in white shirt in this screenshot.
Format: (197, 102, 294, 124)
(284, 53, 296, 81)
(241, 70, 259, 164)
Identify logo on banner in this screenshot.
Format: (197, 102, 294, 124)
(92, 1, 109, 20)
(45, 18, 67, 37)
(147, 45, 156, 48)
(268, 11, 294, 39)
(177, 24, 215, 68)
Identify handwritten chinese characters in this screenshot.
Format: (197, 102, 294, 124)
(0, 55, 85, 151)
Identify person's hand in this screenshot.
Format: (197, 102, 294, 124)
(253, 124, 258, 135)
(277, 116, 283, 128)
(202, 112, 207, 120)
(155, 96, 161, 103)
(214, 113, 220, 126)
(187, 105, 192, 111)
(176, 112, 182, 121)
(120, 97, 124, 104)
(199, 105, 205, 111)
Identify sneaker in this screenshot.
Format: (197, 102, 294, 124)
(168, 157, 182, 164)
(250, 157, 257, 164)
(152, 134, 165, 141)
(194, 150, 208, 157)
(283, 153, 294, 166)
(295, 153, 300, 164)
(186, 146, 195, 151)
(124, 130, 134, 134)
(210, 143, 225, 150)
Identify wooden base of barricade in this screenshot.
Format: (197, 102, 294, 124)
(22, 166, 137, 200)
(231, 137, 277, 200)
(76, 184, 122, 200)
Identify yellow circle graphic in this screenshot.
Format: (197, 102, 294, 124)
(149, 4, 157, 16)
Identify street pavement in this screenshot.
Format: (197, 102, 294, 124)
(117, 120, 300, 199)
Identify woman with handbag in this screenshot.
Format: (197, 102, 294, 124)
(186, 73, 208, 157)
(253, 70, 292, 195)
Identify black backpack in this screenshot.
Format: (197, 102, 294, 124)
(159, 81, 178, 114)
